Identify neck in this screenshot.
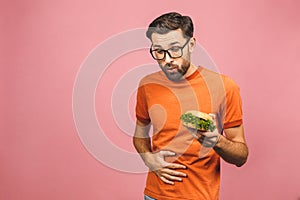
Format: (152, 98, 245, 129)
(184, 63, 197, 78)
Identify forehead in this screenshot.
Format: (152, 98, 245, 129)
(151, 29, 186, 47)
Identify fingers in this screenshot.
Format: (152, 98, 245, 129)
(158, 151, 187, 169)
(151, 150, 188, 185)
(166, 163, 187, 170)
(160, 176, 175, 185)
(197, 132, 220, 148)
(163, 168, 187, 177)
(158, 168, 187, 185)
(198, 138, 216, 147)
(198, 131, 217, 138)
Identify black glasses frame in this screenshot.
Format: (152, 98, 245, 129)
(149, 39, 190, 60)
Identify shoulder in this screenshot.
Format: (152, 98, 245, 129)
(138, 71, 165, 86)
(200, 67, 240, 90)
(221, 75, 240, 92)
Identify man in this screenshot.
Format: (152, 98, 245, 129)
(133, 12, 248, 200)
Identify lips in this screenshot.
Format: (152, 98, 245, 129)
(166, 68, 177, 73)
(165, 64, 178, 73)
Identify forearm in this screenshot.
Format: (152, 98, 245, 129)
(133, 120, 153, 161)
(133, 136, 156, 168)
(213, 135, 248, 167)
(133, 137, 152, 154)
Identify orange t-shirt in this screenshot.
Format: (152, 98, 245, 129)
(136, 66, 243, 200)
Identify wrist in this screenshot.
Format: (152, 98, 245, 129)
(214, 134, 222, 149)
(141, 152, 154, 165)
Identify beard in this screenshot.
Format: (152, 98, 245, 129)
(160, 59, 191, 82)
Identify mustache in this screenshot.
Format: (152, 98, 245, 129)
(164, 63, 179, 69)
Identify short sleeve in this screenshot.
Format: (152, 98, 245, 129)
(222, 77, 243, 129)
(135, 83, 151, 124)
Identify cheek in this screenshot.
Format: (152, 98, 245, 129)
(157, 60, 164, 65)
(157, 61, 165, 68)
(182, 52, 190, 61)
(178, 57, 189, 66)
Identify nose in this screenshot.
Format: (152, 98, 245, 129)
(164, 52, 173, 63)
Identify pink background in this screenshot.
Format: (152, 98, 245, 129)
(1, 0, 300, 199)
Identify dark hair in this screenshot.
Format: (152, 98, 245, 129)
(146, 12, 194, 40)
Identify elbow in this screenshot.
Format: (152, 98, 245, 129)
(235, 158, 247, 167)
(235, 150, 249, 167)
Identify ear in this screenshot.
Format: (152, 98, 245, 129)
(189, 37, 196, 53)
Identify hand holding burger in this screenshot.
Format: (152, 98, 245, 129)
(180, 111, 220, 147)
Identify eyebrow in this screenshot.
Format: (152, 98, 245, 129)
(152, 41, 181, 48)
(169, 41, 181, 46)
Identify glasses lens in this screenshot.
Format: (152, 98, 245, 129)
(168, 47, 182, 58)
(152, 50, 165, 60)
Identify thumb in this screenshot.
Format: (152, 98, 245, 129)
(159, 150, 176, 157)
(209, 113, 218, 133)
(209, 113, 217, 126)
(209, 113, 216, 121)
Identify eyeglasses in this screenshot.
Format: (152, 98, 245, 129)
(150, 39, 190, 60)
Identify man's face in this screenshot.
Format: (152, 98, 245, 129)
(151, 29, 194, 82)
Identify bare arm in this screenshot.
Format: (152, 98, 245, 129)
(194, 115, 248, 167)
(133, 119, 187, 185)
(213, 124, 248, 167)
(132, 119, 152, 160)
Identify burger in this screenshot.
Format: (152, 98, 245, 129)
(180, 110, 216, 132)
